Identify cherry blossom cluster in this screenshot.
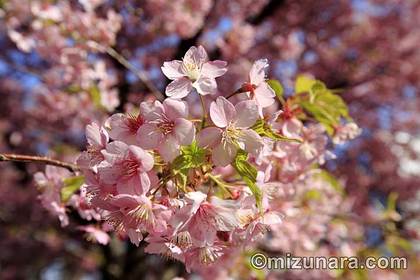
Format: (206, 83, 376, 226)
(64, 46, 361, 272)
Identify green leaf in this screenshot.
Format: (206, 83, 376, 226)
(170, 141, 207, 191)
(172, 141, 206, 171)
(295, 75, 317, 94)
(251, 119, 302, 142)
(88, 85, 104, 109)
(232, 150, 262, 210)
(61, 176, 84, 202)
(295, 76, 351, 135)
(267, 79, 284, 101)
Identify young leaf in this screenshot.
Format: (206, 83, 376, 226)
(267, 79, 284, 101)
(295, 75, 316, 94)
(61, 175, 84, 202)
(294, 75, 351, 135)
(172, 141, 206, 171)
(251, 119, 302, 142)
(232, 150, 262, 210)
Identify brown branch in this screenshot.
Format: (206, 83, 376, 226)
(0, 153, 80, 172)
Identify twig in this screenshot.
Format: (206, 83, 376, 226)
(199, 94, 207, 129)
(0, 153, 80, 172)
(90, 42, 164, 100)
(105, 47, 164, 100)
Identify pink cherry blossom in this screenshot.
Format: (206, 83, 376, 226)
(241, 59, 276, 116)
(34, 166, 72, 227)
(137, 99, 195, 162)
(162, 46, 227, 98)
(105, 112, 144, 145)
(109, 194, 169, 234)
(333, 122, 362, 144)
(98, 141, 155, 195)
(78, 225, 110, 245)
(198, 97, 263, 166)
(77, 122, 109, 171)
(172, 192, 240, 244)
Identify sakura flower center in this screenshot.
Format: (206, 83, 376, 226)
(222, 123, 243, 147)
(152, 114, 175, 135)
(121, 158, 141, 178)
(126, 113, 144, 133)
(242, 82, 257, 97)
(182, 61, 201, 81)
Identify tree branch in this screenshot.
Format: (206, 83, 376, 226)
(0, 153, 80, 172)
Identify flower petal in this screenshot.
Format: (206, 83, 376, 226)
(249, 58, 268, 85)
(86, 122, 108, 148)
(209, 96, 236, 128)
(234, 100, 259, 128)
(165, 77, 193, 99)
(212, 141, 237, 167)
(161, 60, 184, 79)
(140, 100, 164, 121)
(197, 127, 223, 148)
(254, 83, 276, 107)
(128, 145, 154, 171)
(183, 45, 208, 67)
(174, 118, 195, 146)
(193, 77, 217, 95)
(137, 124, 163, 150)
(158, 136, 180, 162)
(164, 99, 188, 119)
(101, 141, 128, 163)
(139, 172, 151, 194)
(201, 61, 228, 78)
(238, 129, 264, 156)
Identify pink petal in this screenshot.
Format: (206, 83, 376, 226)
(161, 60, 184, 79)
(128, 145, 154, 171)
(254, 83, 276, 107)
(249, 58, 268, 85)
(209, 96, 236, 128)
(174, 118, 195, 146)
(163, 99, 188, 120)
(262, 211, 283, 225)
(201, 61, 228, 78)
(141, 100, 164, 121)
(110, 194, 139, 208)
(282, 118, 303, 137)
(101, 141, 128, 163)
(137, 124, 163, 150)
(158, 136, 180, 162)
(234, 100, 259, 128)
(197, 127, 223, 148)
(139, 172, 151, 194)
(193, 77, 217, 95)
(238, 129, 264, 156)
(212, 141, 237, 167)
(127, 229, 143, 246)
(106, 113, 137, 144)
(165, 77, 193, 99)
(86, 122, 108, 148)
(183, 45, 208, 66)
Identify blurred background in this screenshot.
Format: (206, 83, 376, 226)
(0, 0, 419, 279)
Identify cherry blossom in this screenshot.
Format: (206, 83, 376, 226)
(137, 99, 196, 161)
(198, 96, 263, 166)
(241, 59, 276, 115)
(162, 46, 228, 98)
